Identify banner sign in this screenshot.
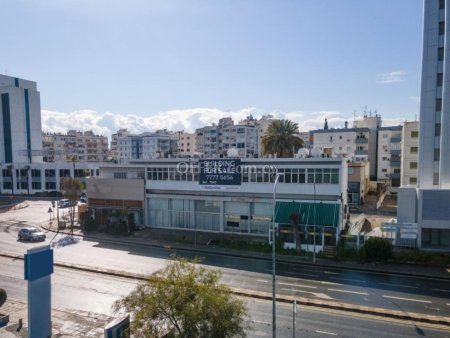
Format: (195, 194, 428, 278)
(199, 159, 241, 190)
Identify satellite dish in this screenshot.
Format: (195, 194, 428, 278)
(297, 148, 309, 158)
(310, 147, 322, 158)
(227, 148, 238, 157)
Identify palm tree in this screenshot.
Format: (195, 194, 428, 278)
(261, 120, 304, 157)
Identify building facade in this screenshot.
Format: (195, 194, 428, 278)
(400, 121, 419, 186)
(175, 132, 197, 157)
(0, 75, 43, 164)
(377, 126, 402, 190)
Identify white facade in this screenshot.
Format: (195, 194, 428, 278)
(176, 132, 197, 157)
(0, 75, 43, 164)
(400, 121, 419, 186)
(377, 126, 402, 190)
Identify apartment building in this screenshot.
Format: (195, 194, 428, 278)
(0, 74, 43, 164)
(42, 130, 109, 162)
(114, 130, 177, 163)
(400, 121, 419, 186)
(195, 117, 259, 158)
(175, 132, 197, 157)
(377, 126, 402, 190)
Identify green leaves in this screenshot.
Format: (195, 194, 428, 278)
(113, 256, 247, 338)
(261, 119, 304, 158)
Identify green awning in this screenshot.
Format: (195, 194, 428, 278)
(275, 201, 340, 227)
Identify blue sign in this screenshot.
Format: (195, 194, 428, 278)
(199, 159, 241, 187)
(104, 315, 130, 338)
(24, 246, 54, 281)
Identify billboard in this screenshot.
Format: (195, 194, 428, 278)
(199, 159, 241, 190)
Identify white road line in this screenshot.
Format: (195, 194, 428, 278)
(330, 277, 366, 283)
(256, 279, 268, 283)
(278, 282, 317, 289)
(315, 330, 337, 336)
(327, 288, 369, 295)
(383, 295, 432, 304)
(284, 271, 318, 277)
(378, 282, 419, 289)
(324, 271, 340, 275)
(320, 281, 341, 286)
(280, 288, 332, 300)
(431, 288, 450, 293)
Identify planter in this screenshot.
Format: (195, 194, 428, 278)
(0, 314, 9, 327)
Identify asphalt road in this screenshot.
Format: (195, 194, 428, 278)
(1, 256, 449, 338)
(0, 200, 450, 318)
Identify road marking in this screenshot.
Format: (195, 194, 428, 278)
(280, 288, 333, 300)
(278, 282, 317, 289)
(320, 281, 341, 286)
(284, 271, 318, 277)
(327, 288, 369, 295)
(378, 282, 419, 289)
(324, 271, 340, 275)
(315, 330, 337, 336)
(431, 288, 450, 293)
(330, 277, 366, 283)
(383, 295, 432, 304)
(256, 279, 268, 283)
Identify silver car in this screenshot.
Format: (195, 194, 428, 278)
(18, 227, 46, 242)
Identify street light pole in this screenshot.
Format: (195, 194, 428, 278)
(272, 173, 283, 338)
(313, 178, 317, 263)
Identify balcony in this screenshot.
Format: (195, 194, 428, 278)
(389, 173, 401, 179)
(390, 136, 401, 143)
(355, 138, 368, 144)
(355, 149, 368, 155)
(390, 149, 401, 155)
(390, 160, 401, 167)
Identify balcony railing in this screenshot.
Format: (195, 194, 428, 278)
(355, 138, 368, 144)
(390, 149, 401, 155)
(355, 149, 368, 155)
(390, 136, 401, 143)
(389, 173, 401, 179)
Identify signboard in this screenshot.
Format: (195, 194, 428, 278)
(199, 159, 241, 190)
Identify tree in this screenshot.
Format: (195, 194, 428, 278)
(0, 288, 6, 308)
(261, 120, 304, 158)
(60, 177, 83, 235)
(288, 213, 301, 251)
(113, 257, 248, 338)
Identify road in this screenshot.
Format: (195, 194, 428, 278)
(0, 201, 450, 318)
(1, 256, 449, 337)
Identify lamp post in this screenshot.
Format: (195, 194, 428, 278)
(313, 177, 317, 263)
(272, 173, 283, 338)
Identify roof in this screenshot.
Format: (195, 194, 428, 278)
(378, 126, 402, 131)
(274, 201, 340, 227)
(310, 127, 370, 134)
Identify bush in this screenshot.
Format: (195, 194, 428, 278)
(81, 217, 98, 232)
(394, 249, 450, 266)
(0, 288, 7, 308)
(363, 237, 393, 262)
(336, 242, 357, 260)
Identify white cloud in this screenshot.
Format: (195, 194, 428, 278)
(41, 108, 407, 141)
(376, 71, 406, 84)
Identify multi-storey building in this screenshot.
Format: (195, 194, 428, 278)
(377, 126, 402, 190)
(42, 130, 109, 162)
(0, 74, 43, 164)
(400, 121, 419, 186)
(397, 0, 450, 249)
(175, 132, 197, 157)
(115, 130, 177, 163)
(195, 117, 259, 158)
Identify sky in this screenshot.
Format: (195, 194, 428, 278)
(1, 0, 423, 138)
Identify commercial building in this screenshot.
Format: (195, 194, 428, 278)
(87, 158, 348, 252)
(400, 121, 419, 186)
(42, 130, 109, 162)
(397, 0, 450, 250)
(0, 74, 43, 164)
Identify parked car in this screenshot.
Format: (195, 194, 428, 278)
(58, 199, 70, 208)
(18, 227, 46, 242)
(80, 194, 87, 203)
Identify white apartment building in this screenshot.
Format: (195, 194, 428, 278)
(175, 132, 197, 157)
(397, 0, 450, 250)
(42, 130, 109, 162)
(377, 126, 402, 190)
(400, 121, 419, 186)
(0, 74, 43, 164)
(195, 117, 259, 158)
(115, 130, 177, 163)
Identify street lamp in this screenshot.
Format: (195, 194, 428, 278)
(313, 178, 317, 263)
(272, 172, 283, 338)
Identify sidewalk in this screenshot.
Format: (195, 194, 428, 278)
(0, 297, 111, 338)
(42, 221, 450, 281)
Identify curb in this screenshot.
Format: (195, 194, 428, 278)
(1, 250, 449, 328)
(40, 224, 450, 282)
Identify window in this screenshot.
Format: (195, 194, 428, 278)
(411, 131, 419, 138)
(437, 73, 444, 87)
(298, 169, 306, 183)
(45, 182, 56, 190)
(307, 169, 315, 183)
(434, 149, 441, 161)
(59, 169, 70, 178)
(438, 47, 444, 61)
(31, 169, 41, 177)
(410, 146, 418, 154)
(348, 167, 353, 175)
(32, 182, 41, 190)
(433, 172, 440, 185)
(382, 134, 388, 139)
(382, 168, 387, 173)
(45, 169, 55, 177)
(410, 162, 418, 169)
(435, 123, 441, 136)
(439, 21, 445, 35)
(440, 0, 445, 10)
(409, 177, 417, 184)
(114, 172, 127, 179)
(331, 169, 339, 184)
(436, 98, 442, 112)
